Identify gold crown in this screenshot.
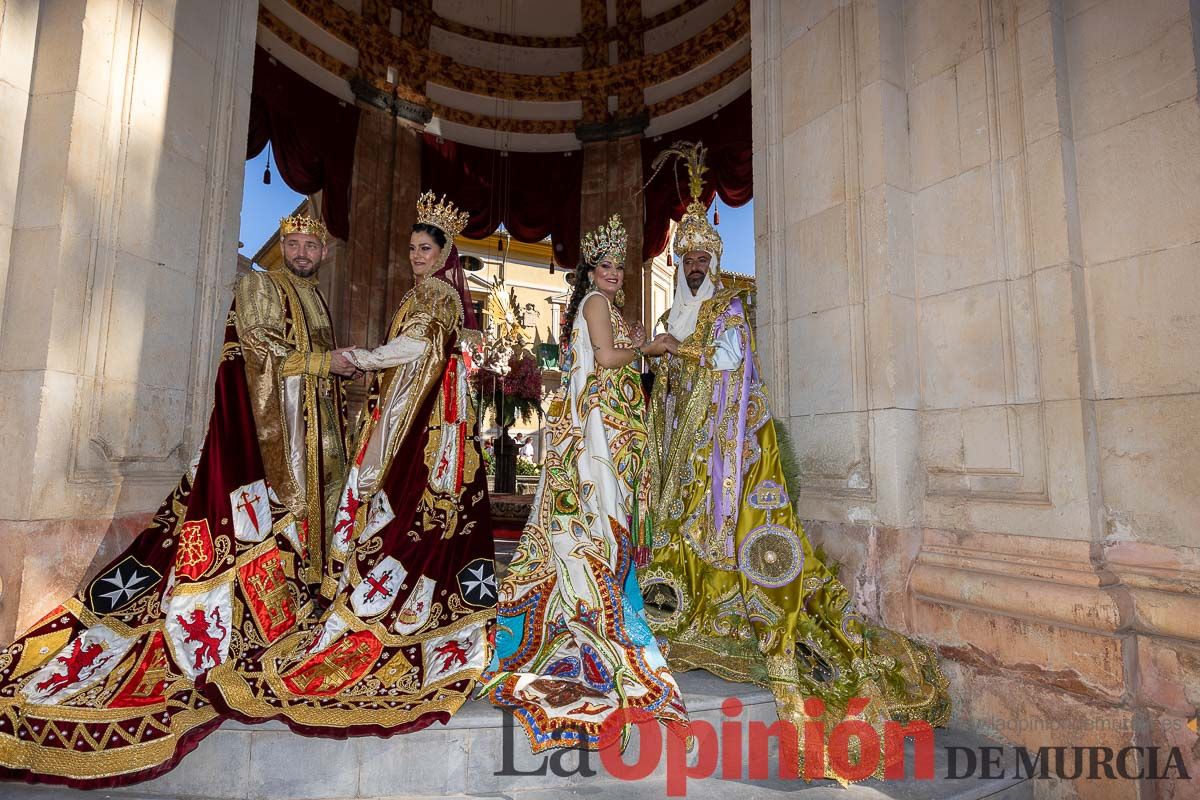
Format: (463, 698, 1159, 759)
(581, 214, 628, 266)
(416, 191, 470, 242)
(279, 214, 329, 244)
(650, 140, 723, 268)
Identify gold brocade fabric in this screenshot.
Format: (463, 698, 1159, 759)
(0, 282, 345, 786)
(203, 276, 497, 736)
(235, 270, 348, 585)
(642, 290, 950, 780)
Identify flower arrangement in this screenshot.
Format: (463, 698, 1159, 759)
(471, 349, 545, 428)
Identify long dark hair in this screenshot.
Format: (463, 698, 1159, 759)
(560, 261, 595, 350)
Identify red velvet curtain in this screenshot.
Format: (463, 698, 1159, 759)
(641, 90, 753, 261)
(421, 134, 583, 267)
(247, 48, 359, 241)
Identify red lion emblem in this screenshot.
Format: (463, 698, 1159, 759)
(35, 639, 111, 697)
(175, 607, 227, 671)
(432, 638, 471, 673)
(332, 486, 361, 544)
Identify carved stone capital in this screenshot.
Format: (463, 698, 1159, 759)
(350, 77, 433, 125)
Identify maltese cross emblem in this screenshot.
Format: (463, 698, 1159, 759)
(456, 558, 496, 608)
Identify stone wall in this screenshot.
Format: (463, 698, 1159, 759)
(0, 0, 258, 640)
(753, 1, 1199, 797)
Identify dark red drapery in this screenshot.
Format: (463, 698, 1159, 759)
(247, 48, 359, 241)
(641, 90, 753, 261)
(421, 134, 582, 267)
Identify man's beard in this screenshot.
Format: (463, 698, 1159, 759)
(285, 256, 320, 277)
(685, 272, 706, 293)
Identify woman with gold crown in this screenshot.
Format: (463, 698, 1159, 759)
(641, 142, 950, 782)
(201, 193, 497, 736)
(479, 214, 690, 754)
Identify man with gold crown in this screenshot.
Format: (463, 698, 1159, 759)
(640, 142, 951, 781)
(0, 214, 352, 788)
(202, 192, 497, 739)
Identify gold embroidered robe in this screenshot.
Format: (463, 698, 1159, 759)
(234, 269, 348, 586)
(641, 287, 950, 779)
(0, 268, 347, 787)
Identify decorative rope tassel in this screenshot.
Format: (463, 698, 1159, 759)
(634, 548, 650, 569)
(263, 142, 273, 185)
(632, 480, 651, 568)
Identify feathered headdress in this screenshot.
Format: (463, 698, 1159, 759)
(649, 140, 723, 269)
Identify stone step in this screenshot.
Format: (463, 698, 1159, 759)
(0, 672, 1031, 800)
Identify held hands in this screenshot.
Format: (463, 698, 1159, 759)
(638, 333, 680, 357)
(329, 346, 363, 379)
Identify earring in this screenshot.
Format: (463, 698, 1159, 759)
(614, 288, 625, 308)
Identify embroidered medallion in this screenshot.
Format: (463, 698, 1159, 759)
(238, 546, 297, 643)
(165, 580, 233, 678)
(393, 575, 437, 635)
(457, 558, 496, 608)
(747, 479, 789, 510)
(229, 479, 272, 543)
(282, 630, 383, 696)
(87, 556, 162, 614)
(350, 556, 407, 618)
(20, 625, 137, 705)
(639, 568, 689, 631)
(174, 519, 215, 580)
(737, 523, 804, 588)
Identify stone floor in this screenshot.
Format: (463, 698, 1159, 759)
(0, 672, 1030, 800)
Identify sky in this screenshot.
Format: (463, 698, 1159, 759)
(239, 149, 305, 258)
(239, 148, 755, 271)
(711, 195, 755, 274)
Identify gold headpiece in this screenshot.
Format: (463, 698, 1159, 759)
(650, 140, 723, 269)
(279, 214, 329, 244)
(581, 214, 628, 267)
(416, 191, 470, 242)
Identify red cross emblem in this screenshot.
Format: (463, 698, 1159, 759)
(236, 489, 263, 534)
(363, 570, 394, 603)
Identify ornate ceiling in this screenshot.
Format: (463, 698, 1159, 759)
(257, 0, 750, 151)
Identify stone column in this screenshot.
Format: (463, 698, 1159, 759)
(752, 0, 923, 626)
(0, 0, 257, 639)
(580, 138, 646, 327)
(756, 0, 1200, 794)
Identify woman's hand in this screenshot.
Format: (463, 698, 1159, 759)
(628, 321, 646, 348)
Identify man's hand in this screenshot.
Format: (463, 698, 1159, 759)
(329, 347, 359, 378)
(659, 333, 680, 355)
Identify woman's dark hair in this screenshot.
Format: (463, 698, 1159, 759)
(411, 222, 447, 248)
(560, 261, 595, 349)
